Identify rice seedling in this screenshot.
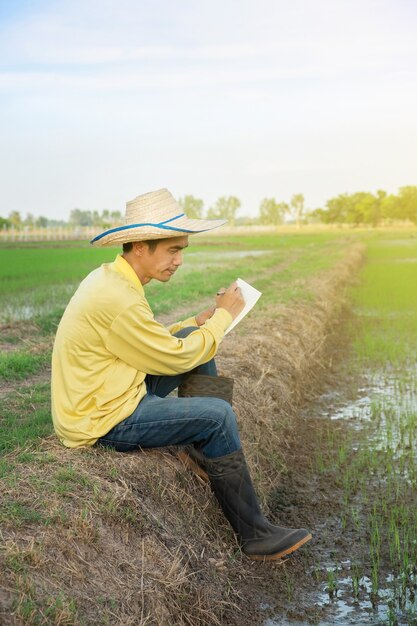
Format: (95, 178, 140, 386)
(326, 568, 338, 598)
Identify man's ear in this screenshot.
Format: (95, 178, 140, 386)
(132, 241, 146, 257)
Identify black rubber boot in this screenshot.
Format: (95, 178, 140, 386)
(178, 374, 234, 405)
(205, 449, 312, 560)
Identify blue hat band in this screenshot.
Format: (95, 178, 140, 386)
(90, 213, 198, 244)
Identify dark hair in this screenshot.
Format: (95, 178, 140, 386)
(122, 239, 164, 254)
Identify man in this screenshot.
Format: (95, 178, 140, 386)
(51, 188, 312, 561)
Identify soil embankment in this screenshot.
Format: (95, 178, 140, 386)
(0, 243, 365, 626)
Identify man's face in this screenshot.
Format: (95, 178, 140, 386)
(137, 236, 189, 283)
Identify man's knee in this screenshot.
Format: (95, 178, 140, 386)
(210, 398, 238, 432)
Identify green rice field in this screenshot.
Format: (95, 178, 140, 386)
(0, 231, 347, 324)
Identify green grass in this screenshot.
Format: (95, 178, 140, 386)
(0, 501, 46, 526)
(53, 465, 93, 495)
(10, 581, 79, 626)
(0, 351, 49, 380)
(0, 384, 52, 452)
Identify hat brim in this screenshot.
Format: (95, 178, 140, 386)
(90, 215, 227, 247)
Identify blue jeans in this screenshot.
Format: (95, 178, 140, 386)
(97, 327, 241, 458)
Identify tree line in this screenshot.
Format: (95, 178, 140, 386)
(312, 186, 417, 226)
(1, 186, 416, 229)
(0, 194, 306, 229)
(0, 209, 124, 230)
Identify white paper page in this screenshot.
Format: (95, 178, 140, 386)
(224, 278, 262, 335)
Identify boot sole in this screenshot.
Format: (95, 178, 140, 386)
(177, 451, 209, 483)
(246, 532, 313, 561)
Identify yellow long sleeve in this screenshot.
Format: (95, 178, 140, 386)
(51, 254, 232, 448)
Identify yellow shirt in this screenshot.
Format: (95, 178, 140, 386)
(51, 254, 232, 448)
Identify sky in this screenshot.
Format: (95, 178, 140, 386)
(0, 0, 416, 220)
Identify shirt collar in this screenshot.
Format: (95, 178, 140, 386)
(112, 254, 144, 295)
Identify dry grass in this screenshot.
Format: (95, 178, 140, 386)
(1, 443, 242, 625)
(0, 243, 364, 626)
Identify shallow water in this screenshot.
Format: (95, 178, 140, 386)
(0, 283, 78, 324)
(264, 365, 417, 626)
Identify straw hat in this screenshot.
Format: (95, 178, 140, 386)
(90, 188, 226, 247)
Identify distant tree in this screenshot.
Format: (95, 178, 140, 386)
(259, 198, 288, 225)
(351, 192, 381, 226)
(69, 209, 93, 226)
(207, 196, 241, 225)
(8, 211, 22, 228)
(47, 218, 67, 227)
(24, 212, 35, 226)
(110, 210, 122, 224)
(290, 194, 305, 228)
(320, 194, 348, 224)
(99, 209, 111, 228)
(35, 216, 48, 228)
(178, 195, 204, 219)
(344, 193, 363, 225)
(306, 208, 325, 224)
(374, 189, 387, 225)
(397, 186, 417, 224)
(376, 189, 386, 203)
(380, 194, 399, 221)
(264, 186, 417, 226)
(309, 208, 327, 223)
(320, 192, 381, 226)
(235, 215, 260, 226)
(0, 216, 10, 229)
(91, 210, 102, 227)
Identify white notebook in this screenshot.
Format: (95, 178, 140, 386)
(224, 278, 262, 335)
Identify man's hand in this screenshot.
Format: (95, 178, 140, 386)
(195, 306, 216, 326)
(195, 282, 245, 325)
(215, 282, 245, 320)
